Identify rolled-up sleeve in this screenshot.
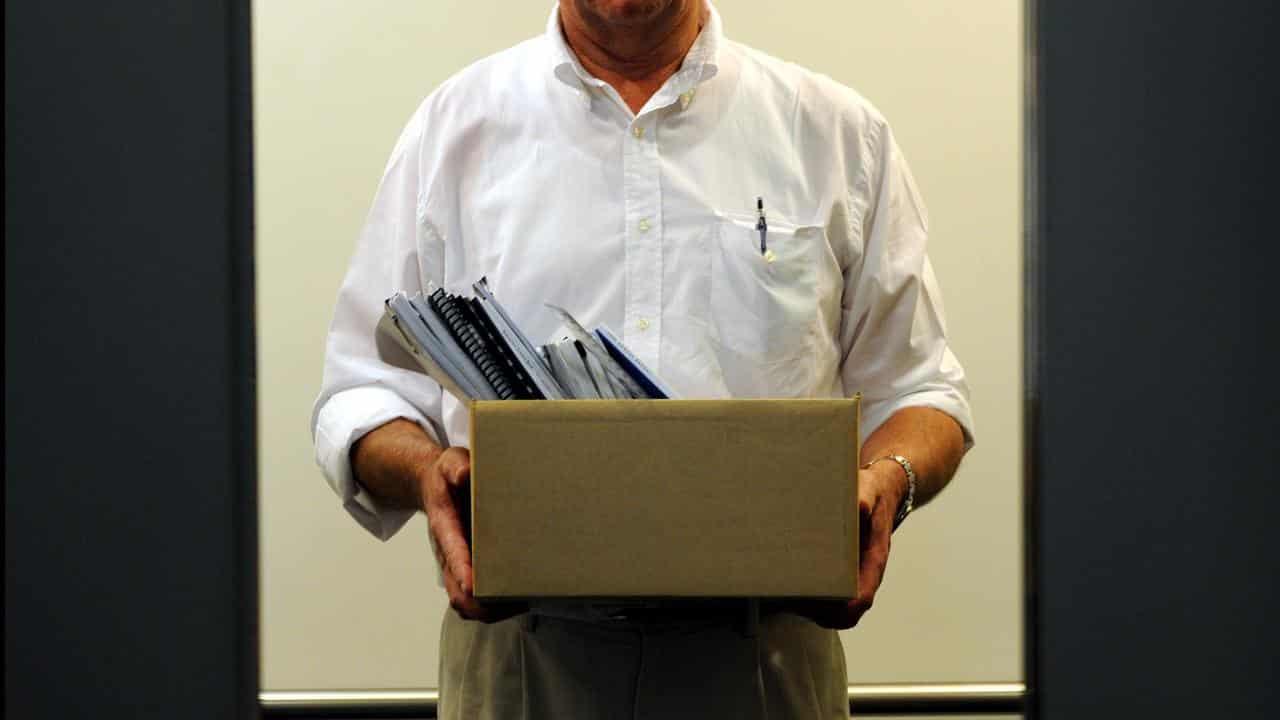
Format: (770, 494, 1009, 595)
(838, 122, 975, 448)
(310, 106, 446, 541)
(314, 386, 435, 540)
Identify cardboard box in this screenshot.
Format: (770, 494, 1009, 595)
(470, 397, 859, 600)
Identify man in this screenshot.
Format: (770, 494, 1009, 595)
(313, 1, 973, 717)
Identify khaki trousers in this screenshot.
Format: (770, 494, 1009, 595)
(438, 610, 849, 720)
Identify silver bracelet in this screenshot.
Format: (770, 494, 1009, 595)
(863, 454, 916, 529)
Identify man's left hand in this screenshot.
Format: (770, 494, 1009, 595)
(794, 463, 907, 629)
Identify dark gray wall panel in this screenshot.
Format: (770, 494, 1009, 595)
(1029, 0, 1277, 717)
(4, 1, 257, 718)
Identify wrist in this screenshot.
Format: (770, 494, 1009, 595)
(862, 454, 916, 528)
(879, 459, 909, 494)
(351, 418, 444, 513)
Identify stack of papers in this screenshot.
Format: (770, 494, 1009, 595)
(378, 278, 676, 402)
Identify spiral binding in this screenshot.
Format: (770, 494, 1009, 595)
(466, 297, 542, 399)
(428, 288, 517, 400)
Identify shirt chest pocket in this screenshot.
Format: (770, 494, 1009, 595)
(708, 212, 825, 364)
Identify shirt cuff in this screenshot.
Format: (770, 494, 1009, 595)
(860, 386, 976, 453)
(313, 385, 440, 541)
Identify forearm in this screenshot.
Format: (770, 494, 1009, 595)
(350, 418, 444, 512)
(861, 406, 966, 509)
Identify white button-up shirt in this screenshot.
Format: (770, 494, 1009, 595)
(313, 3, 974, 540)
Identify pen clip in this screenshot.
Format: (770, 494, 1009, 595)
(756, 197, 774, 262)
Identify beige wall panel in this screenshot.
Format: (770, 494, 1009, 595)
(255, 0, 1022, 690)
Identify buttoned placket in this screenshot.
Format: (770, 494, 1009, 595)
(623, 105, 663, 372)
(618, 66, 706, 374)
(555, 37, 710, 374)
(557, 72, 664, 369)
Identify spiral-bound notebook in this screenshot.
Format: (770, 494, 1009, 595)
(378, 279, 672, 403)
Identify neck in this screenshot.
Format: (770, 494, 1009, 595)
(559, 1, 705, 114)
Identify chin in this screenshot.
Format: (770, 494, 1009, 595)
(578, 0, 677, 25)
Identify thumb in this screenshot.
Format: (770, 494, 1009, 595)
(437, 448, 471, 489)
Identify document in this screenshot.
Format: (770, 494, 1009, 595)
(377, 280, 671, 403)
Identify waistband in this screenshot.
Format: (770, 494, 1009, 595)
(529, 599, 766, 634)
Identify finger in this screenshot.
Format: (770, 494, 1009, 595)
(439, 448, 472, 490)
(856, 468, 876, 517)
(428, 532, 445, 570)
(857, 489, 874, 518)
(436, 449, 474, 537)
(440, 546, 482, 620)
(427, 449, 483, 618)
(425, 482, 475, 597)
(444, 561, 486, 620)
(447, 575, 525, 623)
(850, 493, 893, 623)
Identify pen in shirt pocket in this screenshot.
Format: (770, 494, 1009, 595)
(756, 197, 776, 263)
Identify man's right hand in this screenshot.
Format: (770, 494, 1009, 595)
(419, 446, 528, 623)
(418, 446, 484, 619)
(351, 419, 524, 623)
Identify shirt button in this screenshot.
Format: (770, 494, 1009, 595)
(679, 90, 694, 110)
(638, 218, 651, 232)
(632, 125, 645, 139)
(637, 318, 651, 331)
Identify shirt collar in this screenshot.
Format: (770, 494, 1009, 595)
(546, 2, 723, 100)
